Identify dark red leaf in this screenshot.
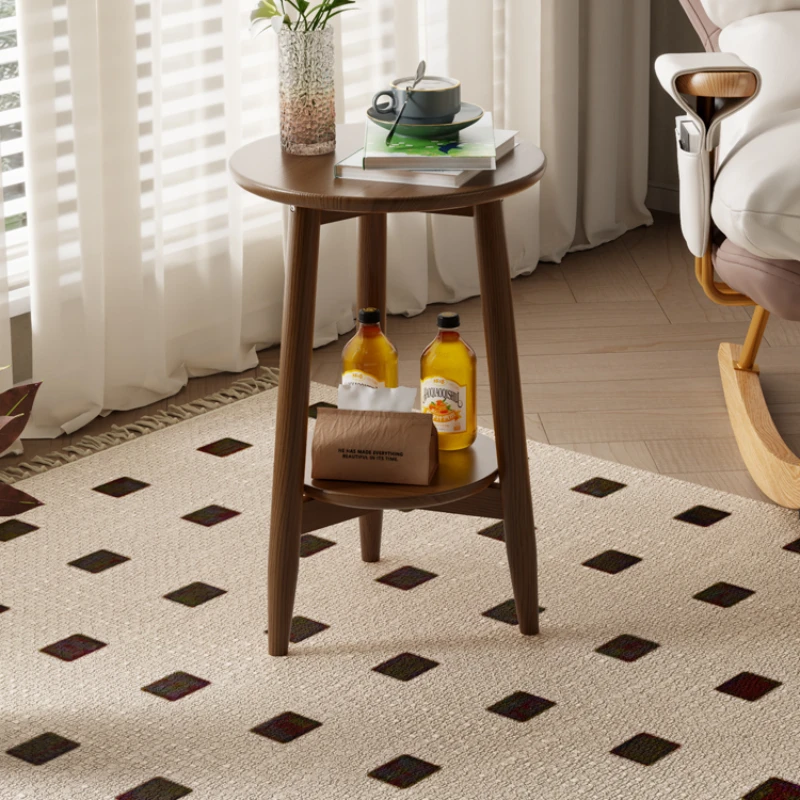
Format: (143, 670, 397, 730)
(0, 382, 41, 453)
(0, 482, 43, 516)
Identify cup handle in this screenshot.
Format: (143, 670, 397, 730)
(372, 90, 397, 115)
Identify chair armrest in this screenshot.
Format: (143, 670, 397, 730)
(655, 53, 761, 150)
(675, 71, 758, 98)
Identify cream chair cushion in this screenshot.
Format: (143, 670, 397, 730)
(710, 11, 800, 260)
(701, 0, 800, 27)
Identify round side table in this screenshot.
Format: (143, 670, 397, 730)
(230, 124, 547, 656)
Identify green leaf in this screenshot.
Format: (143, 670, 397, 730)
(321, 5, 355, 25)
(306, 3, 326, 29)
(249, 16, 274, 35)
(250, 1, 281, 22)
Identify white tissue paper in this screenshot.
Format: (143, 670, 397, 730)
(337, 384, 417, 413)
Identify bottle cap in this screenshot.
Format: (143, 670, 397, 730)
(437, 312, 460, 329)
(358, 307, 381, 325)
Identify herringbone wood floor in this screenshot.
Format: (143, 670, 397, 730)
(11, 211, 800, 504)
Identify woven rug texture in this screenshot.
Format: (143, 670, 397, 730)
(1, 381, 799, 800)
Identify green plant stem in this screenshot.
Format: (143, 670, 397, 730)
(308, 3, 325, 29)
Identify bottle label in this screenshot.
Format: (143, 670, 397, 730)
(421, 377, 467, 433)
(342, 370, 385, 389)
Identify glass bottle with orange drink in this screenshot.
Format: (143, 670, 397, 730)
(341, 308, 398, 388)
(420, 312, 477, 450)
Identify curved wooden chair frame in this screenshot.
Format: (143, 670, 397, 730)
(683, 84, 800, 508)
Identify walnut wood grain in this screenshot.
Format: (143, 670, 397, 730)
(357, 213, 388, 560)
(229, 125, 546, 214)
(434, 482, 503, 519)
(303, 433, 499, 511)
(302, 498, 366, 534)
(320, 210, 363, 225)
(434, 207, 475, 217)
(474, 201, 539, 636)
(358, 511, 383, 562)
(231, 127, 546, 655)
(675, 70, 757, 98)
(268, 207, 321, 657)
(358, 214, 387, 327)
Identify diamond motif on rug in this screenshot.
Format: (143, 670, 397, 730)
(265, 616, 330, 643)
(482, 599, 518, 625)
(0, 519, 38, 542)
(715, 672, 781, 702)
(181, 505, 240, 527)
(693, 582, 754, 608)
(610, 733, 680, 766)
(40, 634, 107, 662)
(289, 616, 329, 643)
(783, 537, 800, 554)
(92, 477, 150, 498)
(68, 549, 130, 573)
(300, 534, 336, 558)
(744, 778, 800, 800)
(373, 653, 439, 682)
(251, 712, 321, 743)
(116, 777, 192, 800)
(196, 437, 252, 457)
(582, 550, 641, 574)
(571, 477, 626, 497)
(674, 505, 731, 527)
(142, 672, 210, 702)
(487, 691, 556, 722)
(376, 565, 437, 590)
(595, 634, 659, 663)
(164, 582, 227, 607)
(481, 599, 545, 625)
(6, 732, 80, 765)
(368, 755, 440, 789)
(478, 522, 504, 541)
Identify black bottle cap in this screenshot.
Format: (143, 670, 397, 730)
(437, 312, 460, 329)
(359, 307, 381, 325)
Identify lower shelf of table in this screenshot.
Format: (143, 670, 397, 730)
(303, 432, 499, 512)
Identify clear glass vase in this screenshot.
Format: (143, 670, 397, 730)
(278, 28, 336, 156)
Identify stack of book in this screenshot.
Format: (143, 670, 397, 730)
(335, 113, 517, 188)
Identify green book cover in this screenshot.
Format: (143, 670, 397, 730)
(363, 113, 497, 170)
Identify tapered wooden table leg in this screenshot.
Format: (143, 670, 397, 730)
(358, 213, 387, 323)
(359, 511, 383, 563)
(268, 207, 322, 656)
(474, 201, 539, 635)
(356, 213, 388, 562)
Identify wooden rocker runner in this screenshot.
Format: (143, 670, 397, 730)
(658, 0, 800, 509)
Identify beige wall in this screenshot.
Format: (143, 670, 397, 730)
(647, 0, 701, 212)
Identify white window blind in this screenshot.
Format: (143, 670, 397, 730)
(136, 0, 282, 270)
(0, 0, 28, 315)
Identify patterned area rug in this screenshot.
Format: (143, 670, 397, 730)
(1, 378, 800, 800)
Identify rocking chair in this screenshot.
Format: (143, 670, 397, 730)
(657, 0, 800, 508)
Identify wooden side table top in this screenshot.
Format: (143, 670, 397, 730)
(229, 123, 546, 213)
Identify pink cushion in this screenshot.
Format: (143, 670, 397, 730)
(714, 239, 800, 320)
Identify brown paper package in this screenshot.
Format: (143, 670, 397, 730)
(311, 408, 438, 486)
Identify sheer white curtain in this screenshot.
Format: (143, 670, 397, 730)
(10, 0, 651, 439)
